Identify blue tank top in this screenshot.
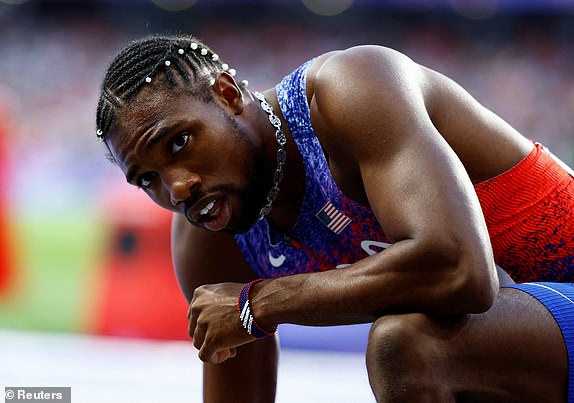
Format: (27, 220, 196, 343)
(234, 59, 392, 278)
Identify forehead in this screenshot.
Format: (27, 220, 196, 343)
(106, 85, 201, 169)
(116, 84, 187, 133)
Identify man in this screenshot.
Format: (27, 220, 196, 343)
(96, 35, 574, 402)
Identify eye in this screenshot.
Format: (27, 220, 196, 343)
(138, 172, 156, 189)
(171, 132, 189, 154)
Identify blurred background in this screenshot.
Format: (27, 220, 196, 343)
(0, 0, 573, 400)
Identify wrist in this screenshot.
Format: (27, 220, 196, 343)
(237, 279, 277, 339)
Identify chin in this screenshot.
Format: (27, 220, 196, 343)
(223, 219, 257, 235)
(224, 210, 261, 235)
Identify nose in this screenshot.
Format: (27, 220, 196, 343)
(163, 168, 201, 207)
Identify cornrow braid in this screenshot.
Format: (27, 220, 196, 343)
(95, 34, 244, 141)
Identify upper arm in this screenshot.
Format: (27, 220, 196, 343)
(171, 213, 257, 303)
(310, 46, 496, 297)
(312, 47, 486, 240)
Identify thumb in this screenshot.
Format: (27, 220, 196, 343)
(207, 347, 237, 364)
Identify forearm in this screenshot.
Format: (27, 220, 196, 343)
(251, 239, 498, 329)
(203, 336, 279, 403)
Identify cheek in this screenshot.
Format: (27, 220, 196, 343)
(215, 160, 253, 190)
(221, 140, 262, 182)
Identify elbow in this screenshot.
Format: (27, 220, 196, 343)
(407, 231, 499, 315)
(471, 266, 499, 313)
(443, 255, 499, 315)
(419, 236, 498, 315)
(457, 277, 497, 314)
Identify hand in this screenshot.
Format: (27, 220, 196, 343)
(188, 282, 254, 363)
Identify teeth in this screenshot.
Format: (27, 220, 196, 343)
(200, 201, 215, 216)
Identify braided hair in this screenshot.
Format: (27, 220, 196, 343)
(96, 34, 239, 141)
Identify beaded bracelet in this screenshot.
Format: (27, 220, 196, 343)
(237, 279, 277, 339)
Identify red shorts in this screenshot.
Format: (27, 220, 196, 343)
(475, 143, 574, 282)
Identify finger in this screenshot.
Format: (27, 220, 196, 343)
(197, 333, 224, 363)
(188, 286, 201, 320)
(197, 342, 213, 362)
(192, 322, 205, 351)
(188, 309, 198, 340)
(212, 348, 236, 364)
(198, 344, 233, 364)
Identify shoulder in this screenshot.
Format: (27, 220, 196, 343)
(171, 214, 257, 302)
(305, 46, 432, 157)
(308, 45, 425, 97)
(308, 46, 430, 129)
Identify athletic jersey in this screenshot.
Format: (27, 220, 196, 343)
(234, 59, 574, 283)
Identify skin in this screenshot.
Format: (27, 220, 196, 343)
(366, 288, 567, 402)
(106, 45, 564, 402)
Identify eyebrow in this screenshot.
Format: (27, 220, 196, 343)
(124, 122, 185, 185)
(146, 124, 177, 147)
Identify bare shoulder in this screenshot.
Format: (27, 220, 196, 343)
(171, 214, 257, 302)
(310, 45, 424, 97)
(307, 45, 429, 164)
(310, 46, 426, 129)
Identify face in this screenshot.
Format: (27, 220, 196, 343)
(106, 84, 269, 234)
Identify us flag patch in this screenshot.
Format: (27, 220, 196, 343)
(316, 201, 352, 234)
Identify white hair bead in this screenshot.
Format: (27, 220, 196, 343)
(200, 48, 208, 56)
(212, 54, 219, 62)
(241, 79, 249, 87)
(145, 77, 152, 83)
(190, 42, 198, 50)
(221, 63, 229, 71)
(165, 60, 171, 66)
(178, 48, 184, 54)
(229, 68, 236, 77)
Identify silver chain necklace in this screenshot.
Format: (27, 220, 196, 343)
(252, 91, 287, 221)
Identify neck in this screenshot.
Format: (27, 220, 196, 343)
(252, 90, 286, 221)
(251, 90, 305, 233)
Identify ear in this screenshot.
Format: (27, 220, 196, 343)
(212, 72, 244, 114)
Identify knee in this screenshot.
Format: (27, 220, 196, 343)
(367, 313, 430, 374)
(366, 314, 448, 402)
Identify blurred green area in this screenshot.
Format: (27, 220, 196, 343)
(0, 214, 106, 334)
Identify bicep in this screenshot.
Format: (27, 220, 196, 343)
(171, 214, 257, 303)
(361, 128, 486, 247)
(313, 46, 491, 255)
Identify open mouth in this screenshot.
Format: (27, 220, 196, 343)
(187, 197, 230, 232)
(199, 200, 216, 217)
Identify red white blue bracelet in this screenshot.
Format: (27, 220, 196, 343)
(238, 279, 277, 339)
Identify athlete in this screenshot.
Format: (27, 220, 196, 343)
(96, 35, 574, 402)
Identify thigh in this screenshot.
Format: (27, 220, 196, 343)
(366, 286, 569, 402)
(442, 286, 568, 402)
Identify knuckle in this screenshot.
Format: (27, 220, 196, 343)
(191, 287, 201, 302)
(189, 299, 203, 316)
(197, 350, 208, 362)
